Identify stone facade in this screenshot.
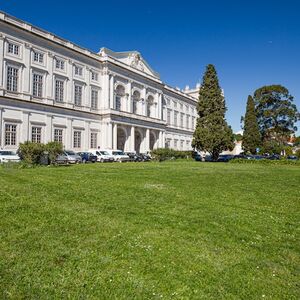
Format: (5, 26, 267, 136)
(0, 11, 198, 153)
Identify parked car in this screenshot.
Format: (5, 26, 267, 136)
(194, 153, 202, 161)
(125, 152, 143, 162)
(0, 150, 20, 163)
(287, 155, 298, 160)
(266, 154, 281, 160)
(217, 154, 234, 162)
(233, 154, 252, 160)
(104, 149, 130, 162)
(140, 153, 151, 162)
(89, 150, 114, 162)
(54, 154, 69, 165)
(77, 152, 97, 163)
(57, 150, 82, 164)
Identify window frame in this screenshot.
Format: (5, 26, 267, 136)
(32, 72, 44, 98)
(31, 126, 42, 143)
(4, 123, 17, 146)
(6, 65, 19, 93)
(73, 130, 81, 148)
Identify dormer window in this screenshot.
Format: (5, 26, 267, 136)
(33, 51, 44, 64)
(8, 42, 19, 56)
(55, 58, 65, 70)
(74, 65, 82, 76)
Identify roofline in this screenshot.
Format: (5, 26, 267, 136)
(0, 10, 197, 103)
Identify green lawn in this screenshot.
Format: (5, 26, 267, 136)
(0, 161, 299, 299)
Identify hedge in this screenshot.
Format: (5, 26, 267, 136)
(151, 148, 193, 161)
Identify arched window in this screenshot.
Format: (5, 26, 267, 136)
(146, 95, 154, 117)
(132, 90, 140, 114)
(115, 85, 125, 111)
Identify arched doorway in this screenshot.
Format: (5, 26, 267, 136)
(135, 129, 142, 153)
(117, 127, 126, 151)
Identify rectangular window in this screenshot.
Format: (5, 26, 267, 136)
(180, 140, 184, 150)
(91, 71, 98, 81)
(174, 139, 178, 148)
(167, 109, 171, 124)
(5, 124, 17, 146)
(32, 73, 43, 98)
(90, 132, 97, 148)
(55, 79, 64, 102)
(74, 65, 82, 76)
(8, 43, 19, 55)
(32, 127, 42, 143)
(180, 113, 184, 127)
(54, 128, 63, 143)
(186, 115, 190, 129)
(174, 111, 178, 126)
(74, 85, 82, 106)
(55, 58, 65, 70)
(6, 66, 19, 92)
(33, 51, 44, 63)
(73, 131, 81, 148)
(91, 89, 98, 109)
(192, 117, 195, 128)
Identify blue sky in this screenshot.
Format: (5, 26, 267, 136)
(1, 0, 299, 133)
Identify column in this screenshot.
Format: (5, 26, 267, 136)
(145, 128, 150, 152)
(158, 131, 163, 148)
(101, 68, 109, 109)
(45, 115, 53, 143)
(130, 126, 135, 152)
(66, 60, 73, 105)
(158, 93, 162, 119)
(109, 74, 114, 109)
(24, 44, 31, 93)
(107, 122, 113, 149)
(0, 34, 4, 88)
(85, 121, 90, 150)
(46, 52, 53, 100)
(20, 112, 30, 143)
(127, 80, 132, 112)
(66, 118, 72, 149)
(162, 131, 166, 148)
(0, 108, 3, 148)
(113, 123, 117, 149)
(142, 87, 147, 116)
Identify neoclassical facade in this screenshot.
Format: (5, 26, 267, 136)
(0, 11, 198, 153)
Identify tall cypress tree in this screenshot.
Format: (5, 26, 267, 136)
(192, 64, 234, 161)
(242, 95, 261, 154)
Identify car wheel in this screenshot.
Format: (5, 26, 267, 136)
(82, 159, 87, 164)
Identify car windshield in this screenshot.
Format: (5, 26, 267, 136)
(65, 151, 76, 155)
(0, 151, 15, 155)
(112, 151, 124, 155)
(100, 151, 109, 155)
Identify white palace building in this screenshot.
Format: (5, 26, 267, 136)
(0, 11, 199, 153)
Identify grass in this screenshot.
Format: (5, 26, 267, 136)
(0, 161, 299, 299)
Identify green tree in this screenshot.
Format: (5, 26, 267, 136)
(253, 85, 299, 143)
(192, 64, 234, 160)
(241, 95, 261, 154)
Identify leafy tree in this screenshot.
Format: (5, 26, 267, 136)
(233, 133, 243, 142)
(192, 64, 234, 160)
(253, 85, 299, 143)
(241, 95, 261, 154)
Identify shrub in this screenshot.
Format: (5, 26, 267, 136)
(17, 141, 45, 165)
(45, 142, 63, 164)
(17, 141, 63, 165)
(151, 148, 193, 161)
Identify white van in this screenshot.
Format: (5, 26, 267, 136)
(104, 149, 130, 162)
(89, 149, 114, 162)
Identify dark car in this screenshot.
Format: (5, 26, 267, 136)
(77, 152, 97, 163)
(233, 154, 252, 160)
(140, 153, 151, 162)
(194, 153, 202, 161)
(287, 155, 298, 160)
(265, 154, 280, 160)
(217, 154, 234, 162)
(125, 152, 143, 162)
